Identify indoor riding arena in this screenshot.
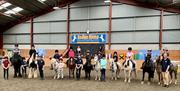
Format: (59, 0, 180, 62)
(0, 0, 180, 91)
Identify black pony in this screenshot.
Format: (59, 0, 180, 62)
(141, 54, 155, 85)
(83, 53, 93, 80)
(10, 54, 23, 78)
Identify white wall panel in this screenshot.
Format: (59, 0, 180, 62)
(71, 7, 88, 19)
(34, 23, 50, 33)
(90, 6, 109, 19)
(70, 21, 88, 32)
(34, 35, 50, 43)
(111, 32, 133, 43)
(3, 35, 17, 43)
(16, 35, 30, 43)
(90, 20, 108, 31)
(135, 17, 160, 30)
(50, 34, 66, 43)
(34, 9, 67, 21)
(134, 32, 159, 42)
(112, 5, 160, 17)
(112, 18, 135, 31)
(163, 15, 180, 29)
(50, 22, 66, 33)
(162, 31, 180, 42)
(4, 23, 30, 34)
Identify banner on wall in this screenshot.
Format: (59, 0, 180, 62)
(117, 50, 161, 61)
(71, 34, 106, 44)
(138, 50, 160, 60)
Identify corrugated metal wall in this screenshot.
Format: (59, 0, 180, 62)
(3, 0, 180, 50)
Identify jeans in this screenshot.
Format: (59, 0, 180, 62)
(76, 67, 81, 80)
(39, 67, 44, 79)
(4, 68, 9, 80)
(101, 69, 106, 81)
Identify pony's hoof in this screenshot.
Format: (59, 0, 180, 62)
(141, 81, 144, 84)
(175, 81, 177, 85)
(158, 82, 161, 85)
(128, 80, 131, 83)
(169, 80, 172, 84)
(115, 78, 117, 80)
(124, 80, 127, 83)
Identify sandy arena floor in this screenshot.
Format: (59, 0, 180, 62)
(0, 66, 179, 91)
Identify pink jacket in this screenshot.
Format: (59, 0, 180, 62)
(68, 50, 75, 58)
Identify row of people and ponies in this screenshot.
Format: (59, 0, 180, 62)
(1, 44, 178, 88)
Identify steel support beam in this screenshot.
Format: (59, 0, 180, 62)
(159, 9, 164, 50)
(67, 4, 70, 49)
(108, 1, 113, 50)
(30, 17, 34, 48)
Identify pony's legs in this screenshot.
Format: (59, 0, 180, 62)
(95, 71, 98, 80)
(28, 68, 32, 79)
(114, 70, 117, 80)
(124, 70, 127, 82)
(98, 71, 101, 80)
(157, 72, 162, 85)
(175, 71, 177, 84)
(34, 68, 38, 78)
(88, 71, 91, 80)
(148, 72, 151, 85)
(128, 70, 131, 83)
(69, 69, 71, 78)
(169, 71, 173, 84)
(141, 71, 145, 84)
(111, 71, 114, 80)
(116, 69, 120, 79)
(72, 69, 74, 78)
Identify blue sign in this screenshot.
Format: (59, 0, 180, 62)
(71, 34, 106, 44)
(138, 50, 160, 60)
(37, 48, 46, 57)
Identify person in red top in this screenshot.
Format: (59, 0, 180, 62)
(2, 56, 10, 80)
(68, 47, 75, 58)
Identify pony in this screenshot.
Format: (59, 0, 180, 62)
(154, 56, 163, 85)
(28, 54, 38, 79)
(10, 53, 22, 78)
(84, 54, 93, 80)
(94, 54, 101, 81)
(110, 58, 118, 80)
(50, 58, 61, 79)
(66, 57, 76, 78)
(169, 62, 178, 85)
(141, 54, 155, 85)
(122, 58, 133, 83)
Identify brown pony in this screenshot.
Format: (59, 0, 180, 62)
(169, 62, 178, 85)
(154, 56, 163, 85)
(66, 57, 76, 78)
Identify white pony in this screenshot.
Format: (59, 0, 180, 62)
(94, 55, 101, 81)
(28, 54, 38, 79)
(110, 58, 118, 80)
(122, 57, 133, 83)
(50, 58, 60, 79)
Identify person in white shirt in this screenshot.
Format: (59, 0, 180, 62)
(126, 47, 137, 78)
(77, 46, 81, 54)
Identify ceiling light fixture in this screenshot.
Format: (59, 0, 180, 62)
(12, 7, 23, 12)
(104, 0, 111, 3)
(1, 2, 11, 8)
(4, 10, 16, 14)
